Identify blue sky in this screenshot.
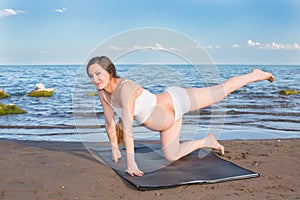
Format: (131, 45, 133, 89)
(0, 0, 299, 65)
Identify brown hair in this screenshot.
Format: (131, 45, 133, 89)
(86, 56, 120, 78)
(115, 118, 124, 146)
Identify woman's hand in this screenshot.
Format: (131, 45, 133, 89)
(126, 161, 144, 177)
(111, 148, 122, 162)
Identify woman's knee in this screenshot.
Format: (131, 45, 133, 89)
(162, 148, 179, 161)
(161, 140, 179, 161)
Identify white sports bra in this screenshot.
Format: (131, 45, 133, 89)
(102, 79, 157, 124)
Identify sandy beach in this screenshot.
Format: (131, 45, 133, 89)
(0, 138, 299, 200)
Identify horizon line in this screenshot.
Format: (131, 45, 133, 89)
(0, 63, 300, 66)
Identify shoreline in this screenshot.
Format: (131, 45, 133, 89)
(1, 129, 299, 143)
(0, 138, 299, 199)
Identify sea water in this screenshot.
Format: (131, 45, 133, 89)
(0, 64, 299, 141)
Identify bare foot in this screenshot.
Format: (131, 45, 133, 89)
(204, 134, 225, 155)
(252, 68, 275, 83)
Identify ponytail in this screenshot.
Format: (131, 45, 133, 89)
(115, 118, 124, 146)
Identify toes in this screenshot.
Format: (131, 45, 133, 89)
(221, 145, 225, 155)
(136, 172, 144, 177)
(269, 75, 275, 83)
(125, 170, 144, 177)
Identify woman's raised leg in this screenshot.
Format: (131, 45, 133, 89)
(186, 68, 275, 111)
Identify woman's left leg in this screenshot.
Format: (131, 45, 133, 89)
(159, 69, 274, 161)
(160, 118, 224, 161)
(186, 68, 275, 111)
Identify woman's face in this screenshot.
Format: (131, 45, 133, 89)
(88, 63, 111, 90)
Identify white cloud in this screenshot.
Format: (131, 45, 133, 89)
(140, 43, 165, 51)
(265, 42, 300, 50)
(0, 8, 25, 18)
(134, 43, 169, 51)
(247, 40, 261, 47)
(110, 41, 300, 52)
(292, 43, 300, 50)
(54, 8, 66, 13)
(265, 42, 284, 50)
(204, 45, 222, 49)
(247, 39, 300, 50)
(109, 43, 178, 52)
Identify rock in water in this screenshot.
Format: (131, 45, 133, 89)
(0, 103, 27, 115)
(86, 92, 98, 96)
(0, 89, 10, 99)
(28, 83, 54, 97)
(278, 89, 299, 95)
(28, 88, 55, 97)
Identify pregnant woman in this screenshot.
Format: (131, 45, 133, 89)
(87, 56, 275, 176)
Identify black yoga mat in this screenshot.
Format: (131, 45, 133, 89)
(91, 143, 259, 190)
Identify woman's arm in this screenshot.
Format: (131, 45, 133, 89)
(98, 91, 121, 162)
(119, 81, 144, 176)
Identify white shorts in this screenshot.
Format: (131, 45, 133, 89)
(165, 86, 191, 121)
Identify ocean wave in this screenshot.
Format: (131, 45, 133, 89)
(0, 125, 105, 129)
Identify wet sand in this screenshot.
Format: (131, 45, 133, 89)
(0, 138, 299, 200)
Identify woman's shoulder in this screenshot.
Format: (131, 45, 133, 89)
(119, 78, 143, 98)
(119, 78, 141, 89)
